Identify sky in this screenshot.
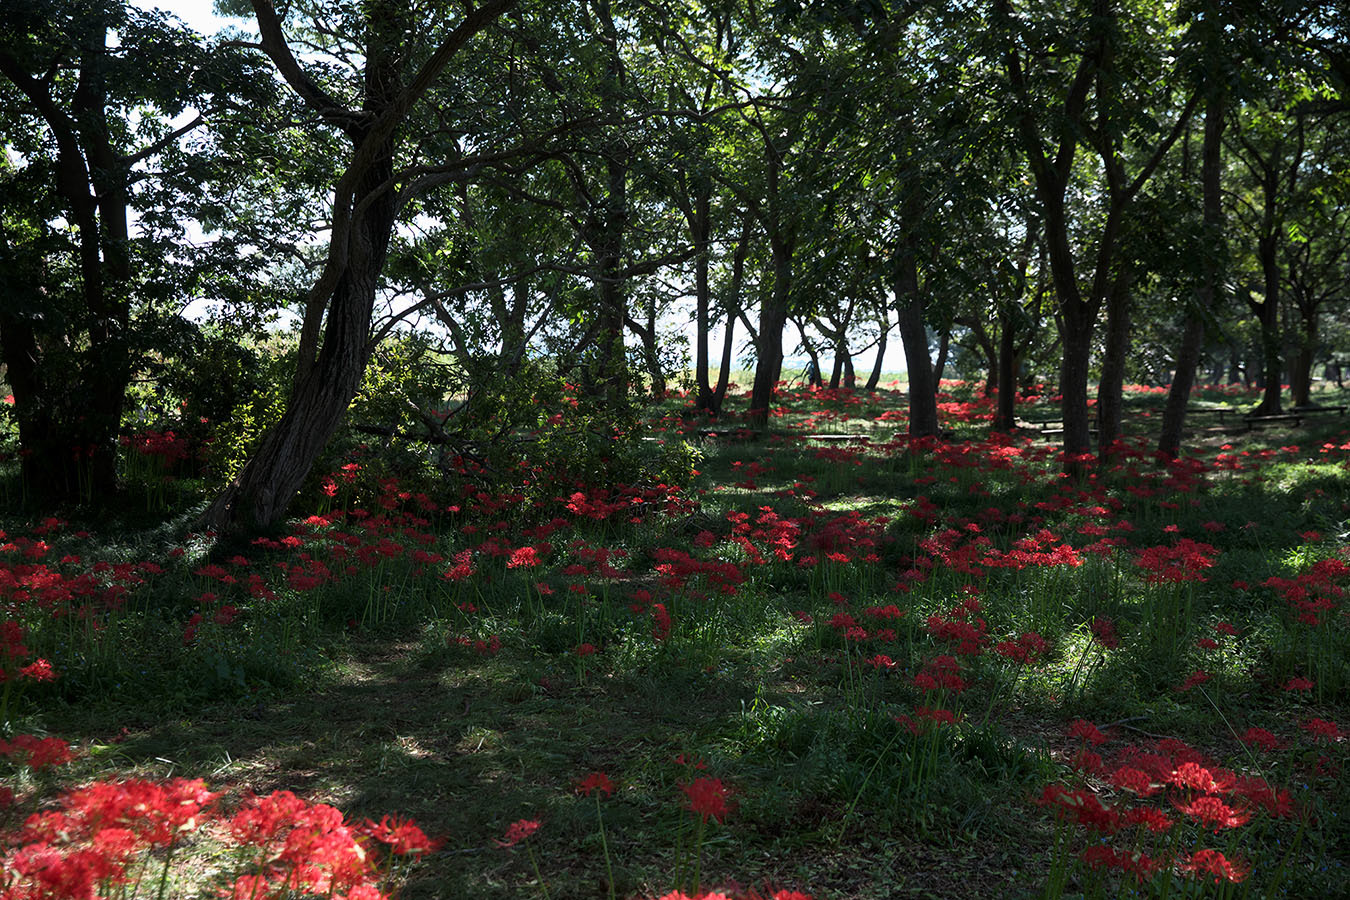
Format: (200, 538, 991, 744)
(133, 0, 912, 381)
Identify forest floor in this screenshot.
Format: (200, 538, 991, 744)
(5, 380, 1350, 899)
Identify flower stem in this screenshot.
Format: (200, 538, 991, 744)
(596, 795, 615, 900)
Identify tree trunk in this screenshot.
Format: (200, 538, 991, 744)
(0, 316, 61, 502)
(1059, 303, 1096, 466)
(1248, 155, 1283, 415)
(501, 281, 530, 378)
(1095, 268, 1132, 463)
(195, 0, 511, 529)
(961, 317, 997, 397)
(0, 19, 136, 505)
(894, 250, 938, 438)
(748, 232, 792, 428)
(1159, 88, 1224, 459)
(1248, 278, 1282, 415)
(691, 187, 715, 410)
(712, 217, 752, 414)
(203, 141, 397, 530)
(932, 324, 951, 387)
(713, 307, 736, 414)
(591, 155, 629, 407)
(1290, 305, 1316, 408)
(993, 302, 1018, 432)
(624, 310, 665, 397)
(864, 313, 888, 391)
(1160, 313, 1206, 455)
(795, 320, 824, 388)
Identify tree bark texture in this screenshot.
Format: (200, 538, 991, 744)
(204, 141, 397, 530)
(993, 302, 1018, 432)
(1095, 268, 1133, 463)
(1290, 305, 1317, 408)
(748, 229, 793, 428)
(200, 0, 514, 529)
(865, 314, 888, 392)
(894, 248, 938, 438)
(0, 21, 131, 504)
(1159, 88, 1225, 459)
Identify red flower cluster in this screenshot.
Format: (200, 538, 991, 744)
(680, 777, 732, 824)
(2, 778, 435, 900)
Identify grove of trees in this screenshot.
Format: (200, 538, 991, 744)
(2, 0, 1348, 526)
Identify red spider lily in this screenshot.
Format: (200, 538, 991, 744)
(363, 815, 438, 855)
(495, 819, 541, 847)
(1070, 750, 1103, 775)
(1107, 766, 1159, 797)
(1175, 795, 1251, 830)
(1176, 670, 1211, 692)
(994, 631, 1048, 664)
(1300, 718, 1342, 742)
(1121, 806, 1173, 833)
(1135, 539, 1218, 583)
(1179, 848, 1250, 884)
(230, 790, 311, 845)
(893, 705, 961, 734)
(507, 546, 541, 569)
(863, 603, 906, 621)
(914, 706, 959, 726)
(681, 777, 732, 824)
(652, 603, 672, 642)
(6, 843, 126, 897)
(1283, 676, 1314, 692)
(828, 612, 857, 631)
(913, 655, 967, 693)
(59, 777, 220, 848)
(1238, 727, 1284, 752)
(1231, 776, 1295, 818)
(672, 754, 708, 770)
(1033, 784, 1119, 833)
(576, 772, 615, 798)
(1081, 845, 1160, 882)
(1169, 761, 1236, 794)
(0, 735, 74, 769)
(1067, 719, 1108, 746)
(1089, 616, 1119, 650)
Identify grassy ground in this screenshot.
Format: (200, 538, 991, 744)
(3, 380, 1348, 899)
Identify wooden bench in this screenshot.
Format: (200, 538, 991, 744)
(1015, 416, 1098, 440)
(802, 433, 873, 443)
(1185, 406, 1230, 419)
(1242, 413, 1304, 429)
(696, 429, 873, 443)
(1186, 405, 1345, 427)
(1291, 404, 1347, 417)
(1236, 406, 1345, 430)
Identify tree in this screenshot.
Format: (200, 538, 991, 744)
(1158, 70, 1228, 457)
(1280, 109, 1348, 406)
(201, 0, 516, 530)
(996, 0, 1197, 468)
(0, 0, 266, 504)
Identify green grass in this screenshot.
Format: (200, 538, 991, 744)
(2, 381, 1348, 899)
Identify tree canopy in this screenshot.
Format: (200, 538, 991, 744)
(1, 0, 1348, 523)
